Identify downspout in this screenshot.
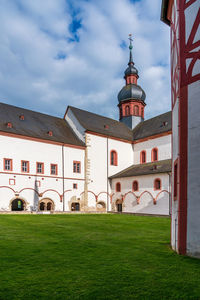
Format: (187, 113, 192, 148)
(168, 172, 171, 216)
(107, 137, 109, 212)
(62, 144, 65, 212)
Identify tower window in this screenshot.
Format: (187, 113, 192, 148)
(132, 181, 139, 191)
(152, 148, 158, 162)
(154, 178, 161, 190)
(134, 105, 139, 116)
(110, 150, 118, 166)
(120, 107, 122, 119)
(141, 107, 144, 118)
(140, 151, 146, 164)
(125, 105, 130, 116)
(116, 182, 121, 192)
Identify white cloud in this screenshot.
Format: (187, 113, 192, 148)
(0, 0, 170, 120)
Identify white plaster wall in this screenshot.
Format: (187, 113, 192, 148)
(111, 173, 170, 215)
(86, 133, 134, 211)
(134, 134, 171, 164)
(187, 80, 200, 257)
(0, 135, 85, 211)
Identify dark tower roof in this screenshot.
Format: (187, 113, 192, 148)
(118, 36, 146, 104)
(118, 84, 146, 103)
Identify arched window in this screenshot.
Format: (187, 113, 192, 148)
(134, 105, 139, 116)
(125, 105, 130, 116)
(154, 178, 161, 190)
(132, 181, 139, 191)
(116, 182, 121, 192)
(120, 107, 122, 119)
(141, 107, 144, 118)
(152, 148, 158, 162)
(140, 151, 146, 164)
(110, 150, 118, 166)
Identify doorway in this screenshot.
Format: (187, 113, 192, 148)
(11, 199, 24, 211)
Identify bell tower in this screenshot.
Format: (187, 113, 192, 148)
(118, 35, 146, 129)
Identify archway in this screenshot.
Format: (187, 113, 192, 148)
(96, 201, 106, 212)
(11, 199, 25, 211)
(71, 202, 80, 211)
(116, 199, 123, 212)
(38, 198, 55, 211)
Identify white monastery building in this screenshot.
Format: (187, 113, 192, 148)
(0, 38, 172, 215)
(161, 0, 200, 257)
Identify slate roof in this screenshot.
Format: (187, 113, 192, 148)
(68, 106, 133, 141)
(69, 106, 171, 142)
(0, 102, 85, 147)
(118, 84, 146, 103)
(132, 111, 171, 141)
(109, 159, 172, 179)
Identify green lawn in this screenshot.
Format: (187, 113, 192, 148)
(0, 215, 200, 300)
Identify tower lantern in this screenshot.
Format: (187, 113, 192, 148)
(118, 35, 146, 129)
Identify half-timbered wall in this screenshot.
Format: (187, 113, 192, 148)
(170, 0, 200, 257)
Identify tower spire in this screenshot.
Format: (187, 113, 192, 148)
(117, 35, 146, 129)
(128, 34, 134, 65)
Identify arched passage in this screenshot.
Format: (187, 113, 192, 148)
(11, 199, 25, 211)
(38, 198, 55, 211)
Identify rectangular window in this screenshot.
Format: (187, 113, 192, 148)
(73, 161, 81, 173)
(174, 162, 178, 200)
(36, 162, 44, 174)
(21, 161, 29, 173)
(73, 183, 77, 189)
(51, 164, 58, 175)
(4, 158, 12, 171)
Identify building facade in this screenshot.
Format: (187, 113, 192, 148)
(161, 0, 200, 257)
(0, 39, 172, 215)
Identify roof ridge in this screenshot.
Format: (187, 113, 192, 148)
(68, 105, 131, 127)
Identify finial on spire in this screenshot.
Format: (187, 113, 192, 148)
(128, 34, 133, 50)
(128, 34, 133, 65)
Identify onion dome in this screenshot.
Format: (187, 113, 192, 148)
(118, 84, 146, 103)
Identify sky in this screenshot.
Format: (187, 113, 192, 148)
(0, 0, 170, 121)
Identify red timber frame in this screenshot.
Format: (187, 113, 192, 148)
(169, 0, 200, 254)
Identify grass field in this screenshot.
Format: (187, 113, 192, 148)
(0, 214, 200, 300)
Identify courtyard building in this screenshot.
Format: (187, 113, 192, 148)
(0, 37, 172, 215)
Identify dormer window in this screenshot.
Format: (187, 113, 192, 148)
(19, 115, 24, 120)
(48, 131, 53, 136)
(7, 122, 12, 128)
